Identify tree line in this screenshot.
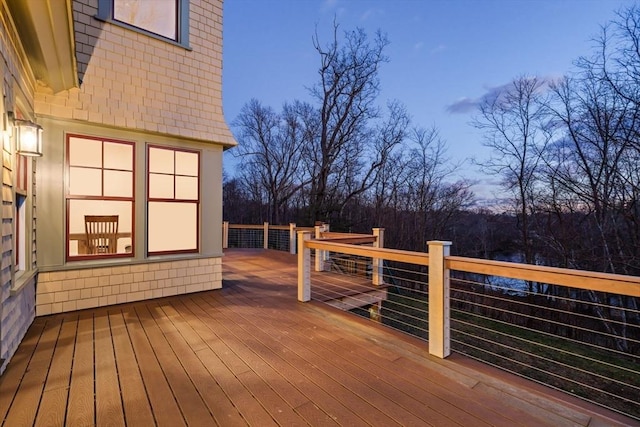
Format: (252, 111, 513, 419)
(224, 6, 640, 277)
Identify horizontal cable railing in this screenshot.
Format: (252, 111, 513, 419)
(449, 273, 640, 418)
(223, 222, 301, 253)
(226, 226, 264, 249)
(296, 234, 640, 421)
(268, 228, 290, 252)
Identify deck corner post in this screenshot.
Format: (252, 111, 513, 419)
(263, 222, 269, 249)
(222, 221, 229, 249)
(314, 223, 325, 271)
(298, 231, 312, 302)
(427, 240, 452, 358)
(289, 223, 296, 254)
(372, 228, 385, 286)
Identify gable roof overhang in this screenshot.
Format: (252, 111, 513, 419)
(7, 0, 78, 93)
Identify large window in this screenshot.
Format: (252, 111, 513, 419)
(147, 145, 199, 255)
(66, 135, 134, 260)
(96, 0, 190, 47)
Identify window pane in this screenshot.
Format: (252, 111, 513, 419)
(114, 0, 177, 40)
(149, 173, 174, 198)
(69, 167, 102, 196)
(69, 137, 102, 167)
(148, 202, 197, 252)
(68, 199, 133, 256)
(175, 176, 198, 200)
(175, 151, 198, 176)
(104, 170, 133, 197)
(149, 147, 174, 174)
(104, 142, 133, 171)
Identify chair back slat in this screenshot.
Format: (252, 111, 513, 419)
(85, 215, 119, 254)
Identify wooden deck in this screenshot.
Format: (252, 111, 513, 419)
(0, 248, 637, 426)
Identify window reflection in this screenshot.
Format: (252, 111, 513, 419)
(114, 0, 177, 40)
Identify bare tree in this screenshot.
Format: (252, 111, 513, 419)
(232, 99, 309, 223)
(306, 23, 398, 223)
(473, 76, 550, 271)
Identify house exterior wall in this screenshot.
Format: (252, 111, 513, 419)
(35, 0, 235, 146)
(0, 2, 39, 374)
(33, 0, 233, 316)
(36, 257, 221, 316)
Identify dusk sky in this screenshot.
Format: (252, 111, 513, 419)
(222, 0, 634, 201)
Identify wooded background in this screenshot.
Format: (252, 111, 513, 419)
(223, 6, 640, 277)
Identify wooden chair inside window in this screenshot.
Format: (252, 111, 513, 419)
(84, 215, 119, 254)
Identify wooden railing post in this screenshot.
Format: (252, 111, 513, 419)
(372, 228, 384, 286)
(315, 223, 330, 271)
(428, 240, 452, 359)
(263, 222, 269, 249)
(314, 224, 322, 271)
(289, 223, 296, 254)
(298, 231, 311, 302)
(222, 221, 229, 249)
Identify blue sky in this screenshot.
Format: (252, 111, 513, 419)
(222, 0, 634, 201)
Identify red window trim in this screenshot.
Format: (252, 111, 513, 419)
(146, 144, 200, 256)
(65, 133, 136, 261)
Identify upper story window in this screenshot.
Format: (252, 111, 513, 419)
(96, 0, 190, 48)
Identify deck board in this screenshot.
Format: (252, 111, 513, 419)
(0, 319, 45, 421)
(231, 288, 475, 426)
(191, 294, 376, 426)
(66, 312, 96, 426)
(152, 303, 247, 426)
(4, 317, 62, 427)
(0, 248, 638, 427)
(108, 310, 156, 426)
(172, 299, 279, 426)
(135, 304, 214, 426)
(124, 305, 186, 427)
(34, 316, 77, 427)
(211, 287, 431, 426)
(95, 312, 126, 426)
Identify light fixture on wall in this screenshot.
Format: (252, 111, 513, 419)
(14, 119, 43, 157)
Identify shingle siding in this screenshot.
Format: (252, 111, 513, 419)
(36, 257, 222, 316)
(35, 0, 235, 146)
(0, 1, 38, 376)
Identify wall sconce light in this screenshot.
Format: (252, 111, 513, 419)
(14, 119, 43, 157)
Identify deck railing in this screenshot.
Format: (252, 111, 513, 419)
(222, 222, 313, 253)
(296, 231, 640, 420)
(222, 222, 368, 254)
(221, 223, 640, 418)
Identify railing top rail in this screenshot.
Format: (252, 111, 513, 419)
(319, 232, 373, 238)
(447, 256, 640, 297)
(305, 237, 640, 297)
(317, 232, 377, 245)
(305, 239, 429, 266)
(227, 224, 265, 230)
(227, 224, 314, 231)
